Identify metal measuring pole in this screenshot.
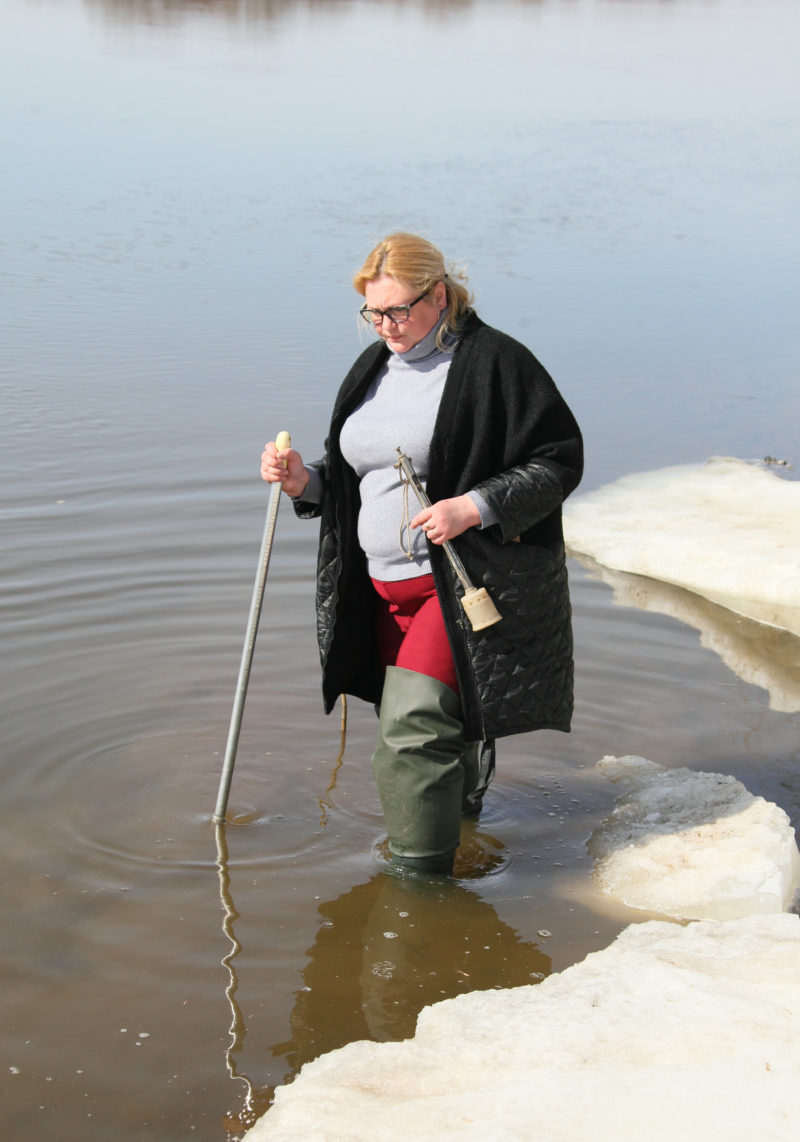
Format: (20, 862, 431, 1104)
(213, 431, 291, 823)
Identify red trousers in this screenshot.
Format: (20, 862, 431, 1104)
(371, 574, 458, 692)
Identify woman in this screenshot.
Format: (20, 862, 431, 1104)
(261, 232, 583, 875)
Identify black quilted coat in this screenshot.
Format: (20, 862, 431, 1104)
(294, 312, 583, 742)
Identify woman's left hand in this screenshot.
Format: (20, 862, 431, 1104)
(411, 495, 481, 544)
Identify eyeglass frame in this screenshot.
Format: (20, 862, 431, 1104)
(358, 287, 432, 327)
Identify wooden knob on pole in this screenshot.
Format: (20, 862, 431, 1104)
(275, 430, 291, 470)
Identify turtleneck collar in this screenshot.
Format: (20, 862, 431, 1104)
(395, 311, 458, 363)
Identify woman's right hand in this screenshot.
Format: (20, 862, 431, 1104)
(260, 441, 310, 498)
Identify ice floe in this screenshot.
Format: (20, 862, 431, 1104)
(563, 457, 800, 637)
(245, 912, 800, 1142)
(588, 755, 800, 920)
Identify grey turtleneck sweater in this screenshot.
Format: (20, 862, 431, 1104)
(303, 316, 494, 581)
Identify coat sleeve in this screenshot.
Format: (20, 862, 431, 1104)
(468, 341, 583, 544)
(472, 459, 576, 542)
(291, 459, 328, 520)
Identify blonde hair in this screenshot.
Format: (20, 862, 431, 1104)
(353, 232, 473, 349)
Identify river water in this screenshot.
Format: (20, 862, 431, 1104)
(2, 0, 799, 1138)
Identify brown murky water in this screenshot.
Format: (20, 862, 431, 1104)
(2, 1, 799, 1139)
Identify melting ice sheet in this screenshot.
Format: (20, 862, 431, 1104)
(245, 913, 800, 1142)
(588, 755, 800, 921)
(564, 457, 800, 638)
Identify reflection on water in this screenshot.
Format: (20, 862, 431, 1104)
(283, 869, 549, 1047)
(215, 825, 274, 1137)
(83, 0, 537, 27)
(575, 557, 800, 714)
(216, 818, 549, 1135)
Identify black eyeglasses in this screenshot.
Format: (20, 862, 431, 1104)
(359, 288, 431, 327)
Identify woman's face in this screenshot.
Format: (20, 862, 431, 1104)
(363, 274, 446, 354)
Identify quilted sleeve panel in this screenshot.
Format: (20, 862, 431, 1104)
(473, 460, 571, 543)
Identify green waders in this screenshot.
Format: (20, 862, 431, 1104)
(372, 666, 481, 875)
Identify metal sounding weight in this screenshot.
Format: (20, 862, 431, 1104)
(394, 448, 502, 632)
(213, 430, 292, 824)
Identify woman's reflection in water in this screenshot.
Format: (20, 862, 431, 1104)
(218, 827, 551, 1133)
(271, 862, 551, 1076)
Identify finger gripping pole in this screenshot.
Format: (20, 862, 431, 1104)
(394, 448, 501, 632)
